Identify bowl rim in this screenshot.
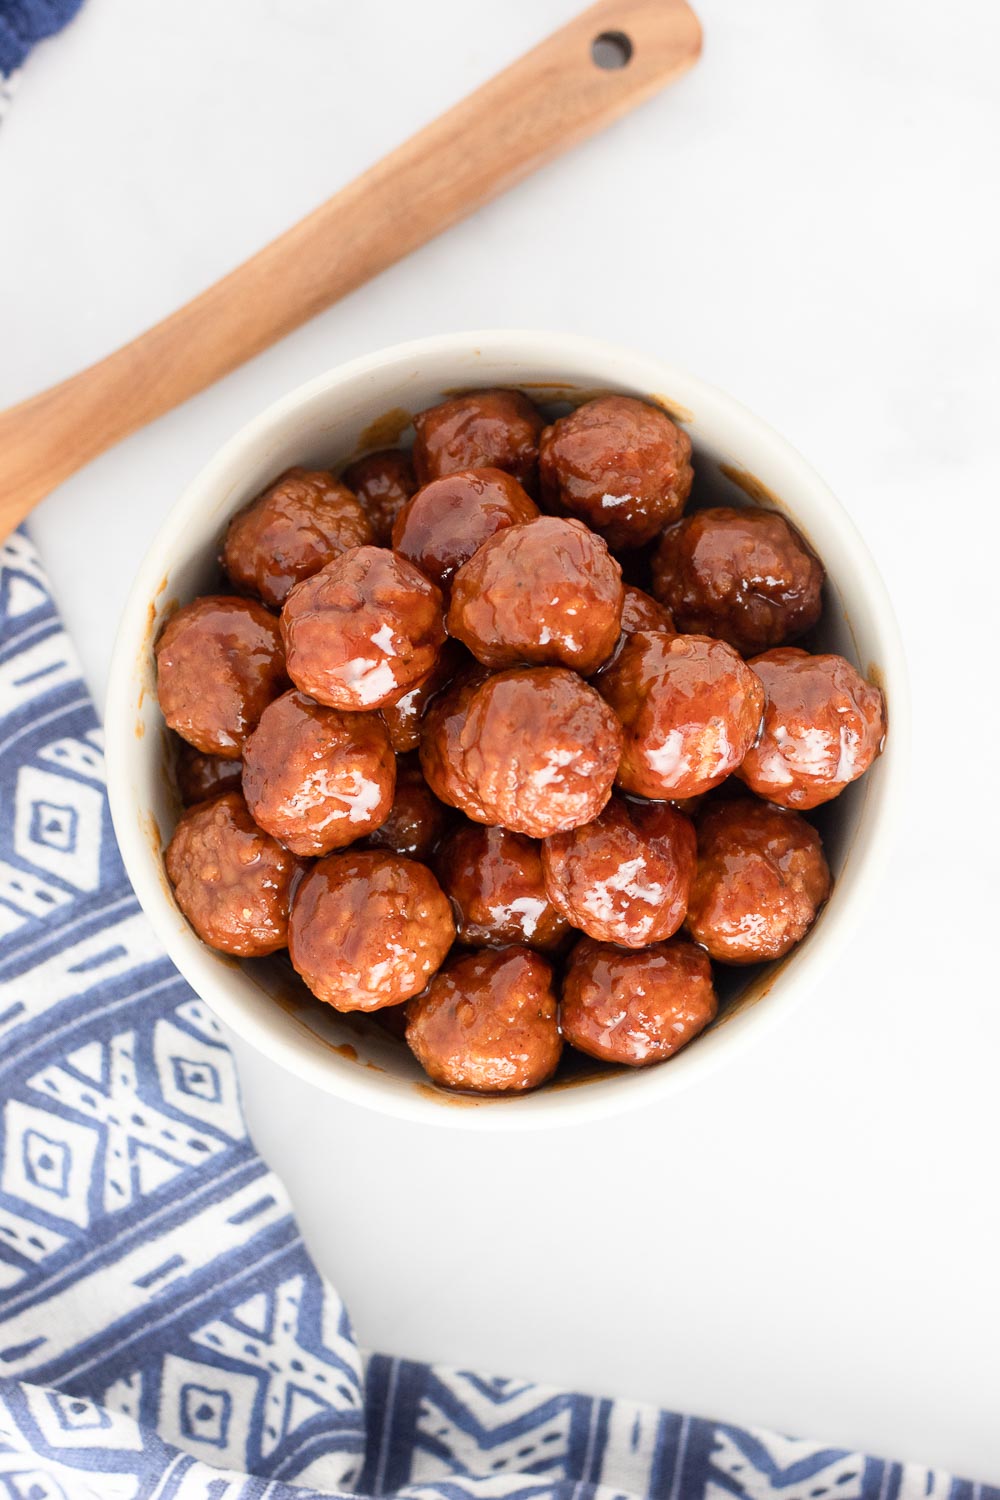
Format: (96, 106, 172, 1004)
(104, 329, 909, 1130)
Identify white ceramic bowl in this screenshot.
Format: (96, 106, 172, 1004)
(105, 331, 907, 1129)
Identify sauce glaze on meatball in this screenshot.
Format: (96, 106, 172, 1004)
(340, 448, 417, 546)
(542, 795, 695, 947)
(367, 758, 449, 862)
(393, 468, 539, 591)
(289, 850, 454, 1011)
(458, 667, 624, 838)
(222, 467, 373, 608)
(737, 648, 886, 809)
(561, 936, 717, 1066)
(412, 388, 545, 490)
(685, 797, 831, 962)
(281, 546, 445, 711)
(597, 631, 764, 800)
(436, 822, 570, 952)
(242, 689, 395, 856)
(174, 741, 243, 806)
(380, 640, 465, 754)
(165, 791, 303, 957)
(447, 516, 624, 675)
(156, 596, 286, 757)
(652, 506, 824, 655)
(621, 585, 674, 635)
(418, 667, 493, 821)
(406, 947, 561, 1093)
(539, 395, 693, 549)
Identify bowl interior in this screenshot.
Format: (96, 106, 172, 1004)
(107, 333, 902, 1128)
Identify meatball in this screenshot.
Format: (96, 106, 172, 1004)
(392, 468, 539, 592)
(652, 506, 824, 655)
(174, 740, 243, 805)
(447, 516, 624, 675)
(685, 797, 831, 962)
(458, 668, 623, 838)
(418, 667, 492, 821)
(436, 823, 570, 952)
(289, 850, 454, 1011)
(538, 395, 693, 549)
(412, 388, 545, 490)
(737, 648, 886, 809)
(340, 448, 417, 546)
(405, 947, 561, 1093)
(597, 631, 764, 800)
(380, 640, 464, 753)
(165, 792, 302, 957)
(367, 758, 449, 861)
(156, 596, 286, 757)
(561, 937, 717, 1066)
(541, 795, 695, 947)
(242, 689, 395, 856)
(222, 467, 373, 608)
(281, 546, 445, 711)
(621, 585, 674, 635)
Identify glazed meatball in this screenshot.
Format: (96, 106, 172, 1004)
(561, 937, 717, 1066)
(737, 648, 886, 809)
(367, 758, 449, 861)
(541, 795, 696, 947)
(418, 667, 492, 821)
(242, 689, 395, 856)
(685, 797, 831, 962)
(436, 823, 570, 952)
(621, 585, 674, 635)
(392, 468, 539, 591)
(380, 641, 464, 753)
(222, 467, 373, 608)
(289, 850, 454, 1011)
(597, 631, 764, 800)
(447, 516, 624, 675)
(538, 395, 693, 549)
(340, 448, 417, 546)
(165, 792, 302, 957)
(156, 596, 286, 757)
(412, 388, 545, 490)
(652, 506, 824, 655)
(281, 546, 445, 711)
(405, 947, 561, 1093)
(458, 668, 623, 838)
(174, 740, 243, 806)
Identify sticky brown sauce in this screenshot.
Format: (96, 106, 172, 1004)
(357, 407, 412, 451)
(710, 954, 791, 1029)
(262, 976, 389, 1073)
(648, 391, 694, 424)
(718, 462, 785, 512)
(141, 809, 163, 853)
(414, 1081, 487, 1108)
(548, 1054, 626, 1091)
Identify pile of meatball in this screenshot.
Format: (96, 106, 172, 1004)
(157, 387, 886, 1095)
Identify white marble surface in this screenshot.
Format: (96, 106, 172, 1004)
(3, 0, 999, 1482)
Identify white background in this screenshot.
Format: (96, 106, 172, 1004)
(3, 0, 999, 1483)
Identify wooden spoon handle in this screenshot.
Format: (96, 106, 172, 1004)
(0, 0, 700, 537)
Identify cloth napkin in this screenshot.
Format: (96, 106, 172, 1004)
(0, 0, 83, 114)
(2, 14, 997, 1499)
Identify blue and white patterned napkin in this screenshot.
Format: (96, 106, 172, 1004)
(0, 545, 995, 1500)
(0, 0, 84, 118)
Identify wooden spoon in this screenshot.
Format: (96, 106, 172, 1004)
(0, 0, 700, 539)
